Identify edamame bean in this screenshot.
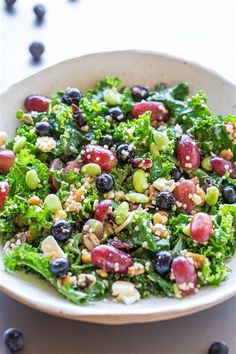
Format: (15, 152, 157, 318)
(133, 169, 148, 193)
(81, 163, 102, 176)
(149, 142, 160, 156)
(205, 186, 220, 206)
(124, 192, 149, 204)
(103, 88, 121, 106)
(25, 169, 40, 190)
(115, 201, 129, 225)
(153, 131, 169, 150)
(44, 194, 62, 211)
(201, 156, 213, 171)
(13, 136, 27, 153)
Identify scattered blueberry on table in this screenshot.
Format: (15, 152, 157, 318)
(3, 328, 24, 352)
(33, 4, 46, 21)
(4, 0, 16, 8)
(208, 341, 229, 354)
(29, 41, 45, 61)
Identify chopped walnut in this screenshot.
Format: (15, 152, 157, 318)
(224, 121, 236, 143)
(103, 191, 115, 199)
(77, 274, 96, 289)
(195, 186, 206, 206)
(128, 262, 145, 276)
(153, 211, 168, 225)
(220, 148, 234, 161)
(183, 251, 207, 269)
(96, 269, 108, 278)
(28, 196, 42, 206)
(81, 249, 92, 264)
(3, 231, 29, 254)
(64, 187, 86, 212)
(71, 187, 86, 202)
(83, 233, 100, 251)
(60, 275, 75, 286)
(114, 191, 125, 202)
(54, 209, 67, 221)
(151, 223, 168, 238)
(148, 185, 158, 206)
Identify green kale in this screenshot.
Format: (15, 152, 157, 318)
(113, 111, 152, 152)
(7, 149, 50, 200)
(150, 87, 236, 156)
(4, 244, 107, 304)
(148, 155, 174, 183)
(121, 211, 169, 252)
(110, 164, 134, 193)
(0, 196, 27, 241)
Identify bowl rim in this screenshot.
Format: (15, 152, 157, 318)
(1, 49, 236, 96)
(0, 49, 236, 324)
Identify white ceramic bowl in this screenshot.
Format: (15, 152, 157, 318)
(0, 51, 236, 325)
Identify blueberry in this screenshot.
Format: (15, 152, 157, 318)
(29, 41, 45, 61)
(73, 110, 86, 127)
(61, 88, 83, 106)
(208, 341, 229, 354)
(4, 328, 24, 352)
(108, 107, 125, 122)
(33, 4, 45, 21)
(50, 258, 70, 278)
(96, 173, 114, 193)
(152, 251, 173, 276)
(130, 85, 149, 101)
(51, 220, 73, 242)
(35, 122, 53, 137)
(170, 165, 181, 182)
(100, 135, 114, 149)
(116, 144, 135, 163)
(222, 186, 236, 204)
(156, 192, 175, 211)
(201, 177, 217, 191)
(5, 0, 16, 8)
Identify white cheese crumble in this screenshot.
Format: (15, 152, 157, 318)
(112, 281, 140, 305)
(36, 137, 56, 153)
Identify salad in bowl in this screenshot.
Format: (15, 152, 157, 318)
(0, 76, 236, 306)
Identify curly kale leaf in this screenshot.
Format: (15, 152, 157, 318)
(150, 87, 235, 156)
(7, 149, 50, 200)
(113, 111, 152, 152)
(148, 156, 174, 183)
(168, 205, 236, 286)
(121, 211, 170, 252)
(0, 196, 27, 241)
(110, 164, 134, 193)
(4, 244, 107, 304)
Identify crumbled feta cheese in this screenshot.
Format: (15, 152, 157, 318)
(36, 137, 56, 153)
(112, 281, 140, 305)
(153, 178, 176, 192)
(41, 235, 66, 260)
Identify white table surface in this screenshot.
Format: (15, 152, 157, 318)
(0, 0, 236, 353)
